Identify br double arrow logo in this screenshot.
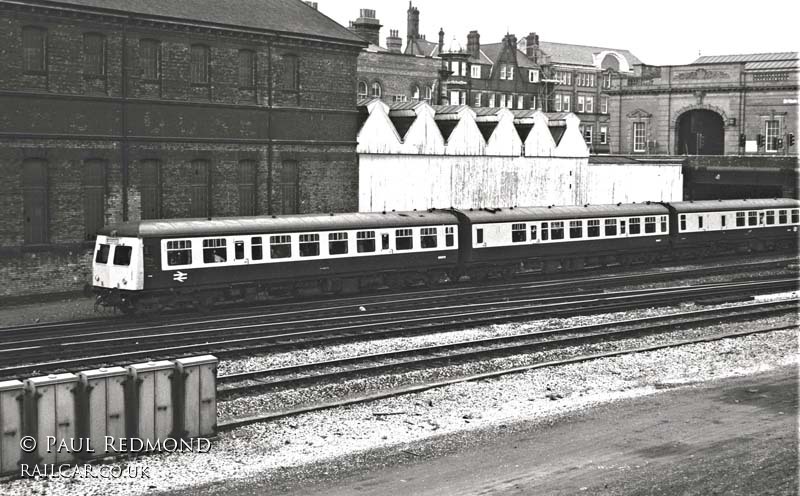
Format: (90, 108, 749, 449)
(173, 271, 188, 283)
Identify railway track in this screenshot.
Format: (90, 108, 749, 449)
(217, 317, 796, 430)
(0, 276, 795, 380)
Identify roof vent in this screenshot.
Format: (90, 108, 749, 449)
(617, 202, 622, 206)
(272, 215, 277, 218)
(382, 210, 386, 214)
(646, 201, 651, 205)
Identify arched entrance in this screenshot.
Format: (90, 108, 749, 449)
(676, 109, 724, 155)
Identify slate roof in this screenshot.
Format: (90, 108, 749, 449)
(38, 0, 365, 45)
(692, 52, 798, 64)
(480, 43, 539, 68)
(745, 60, 799, 71)
(406, 38, 439, 57)
(537, 41, 642, 67)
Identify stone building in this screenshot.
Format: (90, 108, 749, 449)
(0, 0, 365, 297)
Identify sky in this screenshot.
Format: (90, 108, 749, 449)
(317, 0, 799, 65)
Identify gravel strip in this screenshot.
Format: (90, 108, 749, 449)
(1, 324, 796, 496)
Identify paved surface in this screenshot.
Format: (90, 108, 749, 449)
(182, 368, 798, 496)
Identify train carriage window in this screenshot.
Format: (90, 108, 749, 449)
(381, 233, 390, 250)
(736, 212, 746, 227)
(620, 220, 626, 234)
(778, 210, 787, 224)
(604, 219, 617, 237)
(251, 237, 263, 260)
(587, 219, 600, 238)
(792, 209, 799, 223)
(203, 238, 227, 263)
(766, 211, 775, 225)
(698, 216, 704, 229)
(445, 226, 455, 247)
(748, 211, 757, 226)
(660, 216, 668, 232)
(511, 223, 526, 242)
(167, 240, 192, 266)
(235, 241, 245, 260)
(476, 228, 484, 244)
(299, 234, 320, 257)
(679, 215, 686, 231)
(357, 231, 375, 253)
(420, 227, 438, 249)
(270, 235, 291, 259)
(721, 215, 726, 228)
(569, 220, 583, 239)
(329, 232, 349, 255)
(541, 222, 549, 241)
(95, 243, 110, 264)
(644, 216, 657, 234)
(550, 222, 564, 240)
(396, 229, 413, 250)
(758, 212, 765, 225)
(113, 245, 132, 266)
(628, 218, 641, 235)
(530, 224, 537, 240)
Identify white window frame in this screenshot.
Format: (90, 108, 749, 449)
(554, 94, 562, 112)
(562, 94, 570, 112)
(577, 96, 585, 113)
(601, 96, 608, 114)
(586, 96, 594, 113)
(633, 122, 646, 152)
(461, 62, 467, 77)
(528, 69, 539, 83)
(474, 92, 481, 107)
(499, 94, 506, 107)
(489, 93, 495, 107)
(471, 64, 481, 79)
(517, 95, 524, 109)
(507, 65, 514, 80)
(584, 125, 593, 145)
(500, 65, 507, 80)
(506, 94, 513, 109)
(600, 125, 608, 144)
(765, 119, 780, 152)
(460, 91, 466, 105)
(530, 94, 538, 109)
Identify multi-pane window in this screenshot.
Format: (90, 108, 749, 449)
(507, 65, 513, 80)
(424, 85, 432, 101)
(600, 126, 608, 145)
(471, 65, 481, 78)
(556, 71, 571, 85)
(517, 95, 523, 109)
(82, 159, 106, 240)
(512, 223, 527, 243)
(660, 216, 668, 232)
(588, 219, 600, 237)
(748, 211, 757, 226)
(586, 97, 593, 113)
(328, 232, 348, 255)
(474, 92, 481, 107)
(140, 39, 160, 80)
(644, 216, 657, 233)
(167, 240, 192, 266)
(792, 209, 799, 223)
(530, 95, 538, 110)
(604, 219, 617, 236)
(83, 33, 105, 76)
(736, 212, 745, 227)
(190, 45, 210, 84)
(238, 49, 255, 88)
(489, 94, 496, 107)
(22, 27, 46, 73)
(554, 94, 562, 112)
(299, 234, 320, 257)
(420, 227, 438, 248)
(499, 94, 506, 108)
(583, 125, 593, 145)
(528, 69, 539, 83)
(370, 81, 382, 97)
(633, 122, 646, 152)
(394, 95, 408, 103)
(282, 55, 298, 90)
(445, 226, 455, 247)
(778, 210, 787, 224)
(569, 220, 583, 238)
(140, 159, 161, 220)
(22, 159, 48, 244)
(202, 238, 227, 263)
(577, 73, 596, 87)
(603, 73, 612, 88)
(270, 235, 291, 259)
(396, 228, 413, 250)
(500, 65, 507, 80)
(680, 214, 687, 230)
(357, 81, 368, 98)
(765, 120, 780, 152)
(577, 96, 585, 113)
(562, 95, 570, 112)
(550, 221, 564, 240)
(529, 224, 537, 240)
(251, 237, 263, 260)
(357, 231, 375, 253)
(238, 160, 256, 216)
(629, 218, 641, 235)
(189, 160, 210, 218)
(766, 210, 775, 225)
(280, 160, 298, 215)
(601, 97, 609, 114)
(412, 86, 420, 100)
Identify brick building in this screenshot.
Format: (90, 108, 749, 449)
(351, 4, 640, 154)
(0, 0, 366, 297)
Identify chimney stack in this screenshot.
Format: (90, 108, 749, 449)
(352, 8, 382, 46)
(387, 29, 402, 53)
(467, 30, 480, 59)
(303, 1, 318, 9)
(525, 32, 539, 59)
(438, 28, 444, 55)
(407, 2, 420, 40)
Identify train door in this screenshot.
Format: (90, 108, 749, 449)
(379, 231, 393, 254)
(233, 238, 248, 264)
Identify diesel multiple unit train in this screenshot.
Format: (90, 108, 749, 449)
(92, 198, 799, 313)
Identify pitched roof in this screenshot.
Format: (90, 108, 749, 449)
(406, 37, 439, 57)
(692, 52, 798, 64)
(480, 43, 538, 68)
(537, 41, 642, 67)
(745, 60, 799, 71)
(38, 0, 365, 45)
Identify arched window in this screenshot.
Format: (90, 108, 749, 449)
(83, 33, 106, 76)
(83, 159, 106, 240)
(370, 81, 382, 98)
(22, 159, 48, 244)
(22, 26, 46, 73)
(190, 44, 210, 84)
(412, 85, 420, 100)
(238, 160, 257, 216)
(424, 85, 432, 101)
(357, 81, 368, 98)
(189, 159, 210, 218)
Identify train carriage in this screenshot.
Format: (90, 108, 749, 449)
(93, 210, 460, 312)
(453, 203, 673, 276)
